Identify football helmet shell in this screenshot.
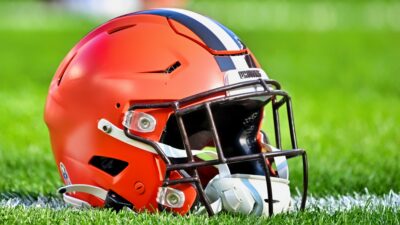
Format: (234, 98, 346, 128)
(45, 8, 307, 216)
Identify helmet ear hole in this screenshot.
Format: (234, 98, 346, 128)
(89, 156, 128, 176)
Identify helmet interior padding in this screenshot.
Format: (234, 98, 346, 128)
(160, 99, 267, 176)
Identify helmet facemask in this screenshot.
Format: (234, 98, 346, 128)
(121, 77, 308, 216)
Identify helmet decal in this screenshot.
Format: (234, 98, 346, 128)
(59, 162, 72, 185)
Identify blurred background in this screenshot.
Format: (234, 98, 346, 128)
(0, 0, 399, 199)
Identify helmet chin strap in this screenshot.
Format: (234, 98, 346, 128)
(58, 184, 107, 208)
(58, 184, 135, 212)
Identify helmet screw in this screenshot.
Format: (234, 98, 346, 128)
(134, 182, 145, 195)
(138, 117, 151, 129)
(166, 192, 180, 206)
(102, 125, 112, 133)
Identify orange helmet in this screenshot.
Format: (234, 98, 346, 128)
(44, 8, 307, 216)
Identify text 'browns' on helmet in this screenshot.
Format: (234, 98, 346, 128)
(44, 8, 308, 216)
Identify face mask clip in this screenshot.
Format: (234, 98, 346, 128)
(123, 111, 157, 133)
(156, 187, 185, 208)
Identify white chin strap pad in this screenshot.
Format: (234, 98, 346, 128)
(205, 174, 291, 215)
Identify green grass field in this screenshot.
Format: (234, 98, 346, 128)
(0, 1, 399, 224)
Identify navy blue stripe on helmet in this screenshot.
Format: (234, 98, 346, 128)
(215, 56, 236, 71)
(245, 54, 257, 68)
(134, 9, 229, 51)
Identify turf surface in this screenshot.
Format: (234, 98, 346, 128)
(0, 206, 399, 225)
(0, 1, 399, 224)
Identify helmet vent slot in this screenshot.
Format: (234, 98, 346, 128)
(143, 61, 181, 74)
(165, 61, 181, 73)
(89, 156, 128, 176)
(107, 24, 136, 35)
(57, 52, 77, 86)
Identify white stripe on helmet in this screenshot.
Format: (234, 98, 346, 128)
(165, 8, 241, 51)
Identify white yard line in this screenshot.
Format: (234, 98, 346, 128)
(1, 189, 399, 213)
(293, 189, 400, 213)
(0, 194, 66, 210)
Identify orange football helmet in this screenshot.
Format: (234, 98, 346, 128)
(44, 8, 307, 216)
